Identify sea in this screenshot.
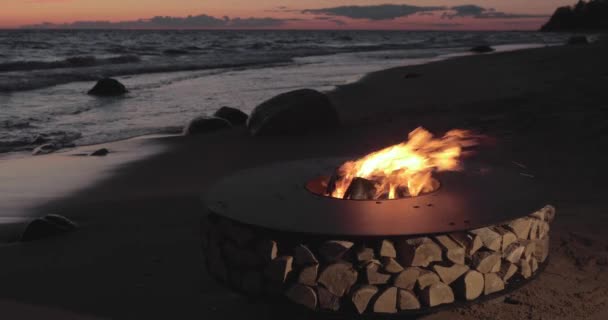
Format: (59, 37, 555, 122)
(0, 30, 570, 155)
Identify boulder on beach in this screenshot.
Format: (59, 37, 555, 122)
(213, 107, 249, 126)
(88, 78, 128, 96)
(21, 214, 78, 242)
(470, 45, 495, 53)
(247, 89, 339, 136)
(183, 116, 232, 135)
(90, 148, 110, 156)
(568, 35, 589, 45)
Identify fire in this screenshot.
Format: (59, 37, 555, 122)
(329, 127, 476, 200)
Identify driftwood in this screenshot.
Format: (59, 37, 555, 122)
(434, 235, 465, 265)
(433, 263, 470, 285)
(470, 228, 501, 252)
(373, 287, 398, 314)
(398, 289, 421, 310)
(397, 237, 442, 267)
(393, 267, 421, 290)
(298, 264, 319, 287)
(420, 283, 455, 307)
(452, 270, 484, 301)
(351, 285, 379, 314)
(286, 284, 317, 310)
(483, 273, 505, 295)
(318, 286, 340, 311)
(318, 262, 358, 297)
(319, 240, 354, 262)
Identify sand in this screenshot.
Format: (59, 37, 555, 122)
(1, 42, 608, 319)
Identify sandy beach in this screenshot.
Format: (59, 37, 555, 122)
(1, 41, 608, 319)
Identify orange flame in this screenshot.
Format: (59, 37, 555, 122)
(330, 127, 476, 199)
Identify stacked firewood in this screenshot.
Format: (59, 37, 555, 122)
(201, 205, 555, 314)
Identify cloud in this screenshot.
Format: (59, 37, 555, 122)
(302, 4, 446, 20)
(443, 5, 549, 19)
(22, 14, 288, 29)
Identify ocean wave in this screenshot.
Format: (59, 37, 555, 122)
(0, 54, 141, 72)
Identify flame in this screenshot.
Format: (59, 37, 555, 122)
(330, 127, 476, 199)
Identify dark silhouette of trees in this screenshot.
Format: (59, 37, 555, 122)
(541, 0, 608, 31)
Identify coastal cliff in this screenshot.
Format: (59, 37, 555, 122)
(541, 0, 608, 31)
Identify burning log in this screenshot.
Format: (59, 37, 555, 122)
(298, 264, 319, 287)
(506, 218, 533, 240)
(503, 243, 525, 264)
(416, 269, 441, 291)
(356, 246, 375, 262)
(373, 287, 398, 314)
(470, 228, 501, 252)
(398, 289, 421, 310)
(264, 256, 293, 284)
(294, 245, 319, 266)
(379, 240, 397, 258)
(344, 177, 377, 200)
(396, 237, 442, 267)
(472, 252, 501, 274)
(494, 226, 517, 251)
(393, 267, 421, 290)
(319, 240, 354, 262)
(365, 261, 391, 285)
(452, 270, 484, 301)
(318, 262, 358, 297)
(351, 285, 379, 314)
(483, 273, 505, 295)
(434, 235, 465, 265)
(286, 284, 318, 310)
(420, 283, 455, 307)
(381, 257, 405, 274)
(317, 286, 341, 311)
(497, 262, 518, 283)
(432, 263, 470, 285)
(449, 232, 483, 256)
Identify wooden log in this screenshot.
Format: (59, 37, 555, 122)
(318, 262, 358, 297)
(351, 285, 379, 314)
(434, 235, 465, 265)
(381, 257, 404, 274)
(344, 177, 377, 200)
(396, 237, 442, 267)
(317, 286, 340, 311)
(416, 269, 441, 291)
(529, 219, 540, 240)
(420, 283, 455, 307)
(256, 239, 278, 263)
(393, 267, 421, 290)
(373, 287, 398, 314)
(294, 245, 318, 266)
(491, 258, 502, 273)
(286, 284, 318, 310)
(398, 289, 421, 310)
(521, 240, 537, 260)
(222, 242, 259, 267)
(449, 232, 482, 256)
(472, 252, 501, 274)
(538, 221, 550, 240)
(534, 236, 550, 263)
(452, 270, 484, 301)
(470, 228, 501, 252)
(379, 240, 397, 258)
(319, 240, 354, 262)
(544, 205, 556, 223)
(225, 222, 254, 247)
(241, 270, 263, 295)
(494, 226, 518, 251)
(506, 218, 533, 240)
(503, 243, 525, 264)
(530, 208, 546, 221)
(298, 264, 319, 287)
(497, 262, 518, 283)
(531, 257, 539, 273)
(483, 273, 505, 295)
(365, 261, 391, 285)
(519, 259, 532, 279)
(356, 246, 375, 262)
(264, 256, 293, 284)
(433, 263, 470, 285)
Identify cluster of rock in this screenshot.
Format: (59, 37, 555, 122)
(201, 205, 555, 315)
(541, 0, 608, 32)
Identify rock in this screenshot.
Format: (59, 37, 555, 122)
(183, 116, 231, 135)
(247, 89, 339, 136)
(90, 148, 109, 156)
(87, 78, 128, 96)
(541, 0, 608, 32)
(470, 45, 495, 53)
(286, 284, 317, 310)
(32, 143, 58, 156)
(213, 107, 249, 126)
(21, 214, 77, 241)
(373, 287, 398, 314)
(318, 262, 358, 297)
(351, 285, 378, 314)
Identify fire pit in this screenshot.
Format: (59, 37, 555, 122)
(201, 128, 555, 315)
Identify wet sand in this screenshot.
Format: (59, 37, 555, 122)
(1, 42, 608, 319)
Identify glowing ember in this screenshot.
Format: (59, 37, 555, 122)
(328, 127, 477, 200)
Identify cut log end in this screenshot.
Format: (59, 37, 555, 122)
(373, 287, 398, 314)
(286, 284, 318, 310)
(453, 270, 484, 301)
(318, 262, 358, 297)
(351, 285, 379, 314)
(421, 283, 455, 307)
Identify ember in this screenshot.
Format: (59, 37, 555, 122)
(327, 127, 477, 200)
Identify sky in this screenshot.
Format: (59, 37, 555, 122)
(1, 0, 576, 30)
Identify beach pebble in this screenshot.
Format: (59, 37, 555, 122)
(87, 78, 128, 96)
(213, 107, 249, 126)
(32, 143, 58, 156)
(247, 89, 339, 136)
(21, 214, 78, 242)
(470, 45, 495, 53)
(90, 148, 110, 156)
(183, 116, 231, 135)
(567, 36, 589, 45)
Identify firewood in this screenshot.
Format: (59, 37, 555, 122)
(256, 239, 278, 263)
(449, 232, 482, 256)
(294, 245, 318, 266)
(483, 273, 505, 295)
(241, 271, 263, 295)
(381, 257, 404, 274)
(434, 235, 465, 265)
(452, 270, 484, 301)
(317, 286, 340, 311)
(420, 283, 455, 307)
(416, 269, 440, 291)
(531, 257, 539, 273)
(264, 256, 293, 284)
(538, 221, 550, 239)
(223, 242, 260, 267)
(396, 237, 442, 267)
(379, 240, 397, 258)
(491, 258, 502, 273)
(498, 262, 518, 282)
(286, 284, 317, 310)
(470, 228, 501, 252)
(519, 259, 532, 279)
(506, 218, 533, 239)
(529, 219, 540, 240)
(494, 226, 517, 251)
(472, 252, 501, 274)
(373, 287, 398, 314)
(351, 285, 379, 314)
(319, 240, 354, 262)
(398, 289, 421, 310)
(393, 267, 421, 290)
(344, 177, 377, 200)
(365, 261, 391, 285)
(521, 240, 537, 260)
(503, 243, 525, 264)
(225, 222, 254, 247)
(318, 262, 358, 297)
(433, 263, 470, 285)
(298, 264, 319, 287)
(534, 236, 550, 263)
(544, 205, 556, 223)
(356, 246, 375, 262)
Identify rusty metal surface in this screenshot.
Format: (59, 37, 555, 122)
(204, 157, 546, 236)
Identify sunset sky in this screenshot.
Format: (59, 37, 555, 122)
(2, 0, 575, 30)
